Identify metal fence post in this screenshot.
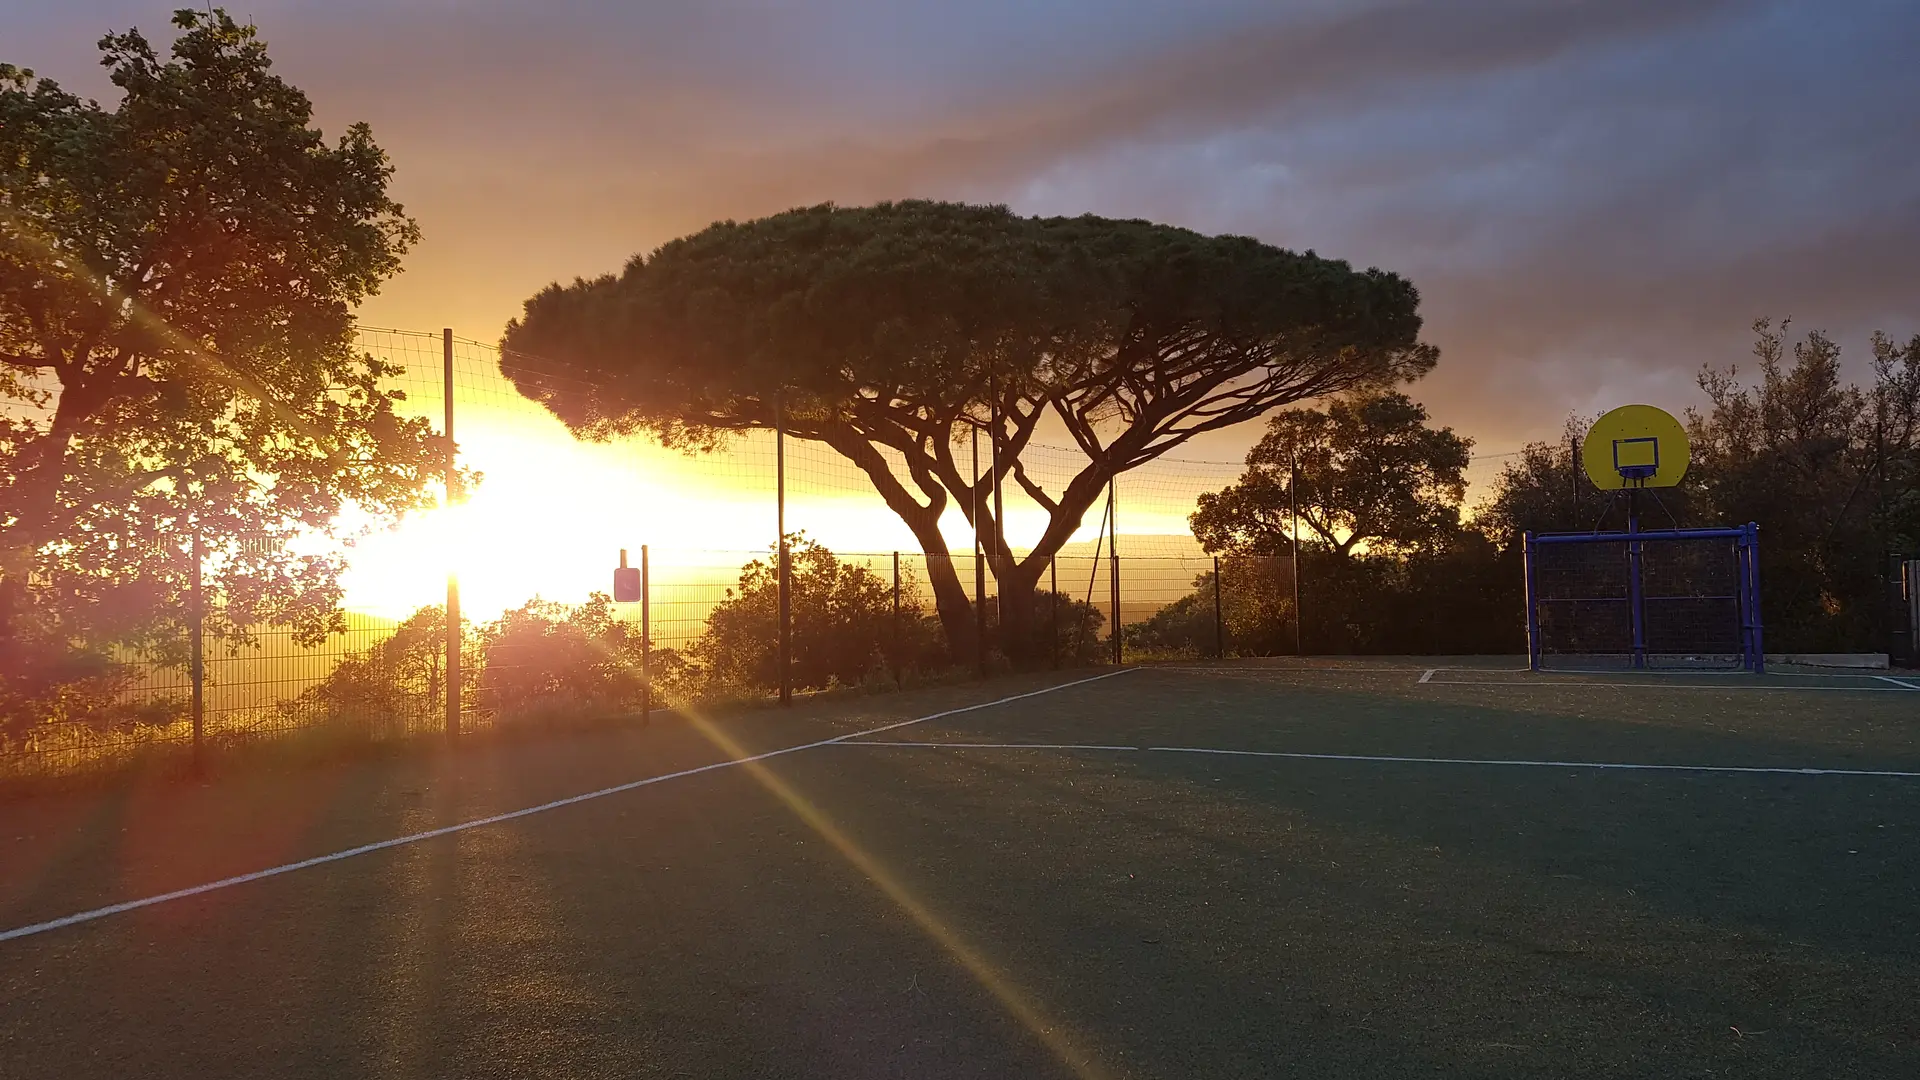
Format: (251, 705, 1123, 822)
(1213, 555, 1224, 659)
(1290, 448, 1303, 656)
(892, 551, 902, 688)
(973, 427, 986, 678)
(1627, 489, 1646, 670)
(190, 528, 204, 769)
(1108, 477, 1121, 666)
(1050, 555, 1059, 670)
(990, 375, 1005, 637)
(1747, 522, 1765, 674)
(443, 328, 461, 739)
(1523, 531, 1541, 671)
(776, 390, 791, 706)
(641, 544, 651, 723)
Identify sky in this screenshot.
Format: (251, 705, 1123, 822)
(7, 0, 1920, 614)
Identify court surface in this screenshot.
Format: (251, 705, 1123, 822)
(3, 658, 1918, 1078)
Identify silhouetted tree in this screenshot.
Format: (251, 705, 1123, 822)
(1125, 557, 1293, 656)
(1191, 390, 1471, 560)
(1685, 319, 1920, 649)
(0, 10, 436, 727)
(499, 202, 1436, 666)
(1474, 416, 1596, 546)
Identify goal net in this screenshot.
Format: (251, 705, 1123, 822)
(1524, 525, 1761, 672)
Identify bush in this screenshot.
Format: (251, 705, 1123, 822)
(684, 535, 941, 695)
(289, 595, 649, 732)
(989, 590, 1107, 667)
(1127, 557, 1294, 657)
(479, 594, 647, 719)
(284, 606, 475, 735)
(0, 618, 184, 737)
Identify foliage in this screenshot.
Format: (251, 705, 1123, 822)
(1192, 390, 1471, 559)
(291, 596, 649, 730)
(1165, 393, 1516, 655)
(479, 594, 648, 718)
(283, 606, 469, 734)
(1684, 320, 1920, 649)
(984, 589, 1108, 667)
(1476, 319, 1920, 652)
(1132, 538, 1521, 658)
(1472, 416, 1593, 543)
(1475, 413, 1704, 545)
(501, 201, 1437, 660)
(684, 535, 939, 694)
(0, 10, 436, 726)
(1125, 557, 1294, 656)
(0, 625, 184, 736)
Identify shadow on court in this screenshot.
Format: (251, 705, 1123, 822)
(2, 661, 1917, 1078)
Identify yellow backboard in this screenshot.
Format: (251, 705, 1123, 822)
(1582, 404, 1690, 490)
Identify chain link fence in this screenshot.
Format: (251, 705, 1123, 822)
(8, 325, 1519, 783)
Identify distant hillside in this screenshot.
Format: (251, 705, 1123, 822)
(1050, 534, 1209, 560)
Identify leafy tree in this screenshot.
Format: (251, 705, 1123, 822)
(1175, 391, 1508, 654)
(0, 10, 435, 726)
(1191, 390, 1471, 559)
(1686, 320, 1920, 649)
(1476, 320, 1920, 653)
(1388, 530, 1522, 654)
(499, 201, 1436, 665)
(686, 535, 937, 693)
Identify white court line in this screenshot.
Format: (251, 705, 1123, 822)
(1419, 669, 1436, 683)
(1423, 678, 1917, 693)
(850, 741, 1140, 751)
(1875, 675, 1920, 691)
(0, 669, 1135, 947)
(841, 741, 1920, 779)
(1171, 663, 1519, 674)
(1440, 668, 1899, 681)
(1145, 745, 1920, 778)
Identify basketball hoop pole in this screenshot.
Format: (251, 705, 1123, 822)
(1627, 483, 1646, 670)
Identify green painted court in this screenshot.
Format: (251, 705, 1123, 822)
(3, 659, 1917, 1078)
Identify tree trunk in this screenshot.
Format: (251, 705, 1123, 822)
(822, 427, 979, 664)
(987, 468, 1112, 668)
(0, 380, 90, 648)
(991, 558, 1050, 669)
(826, 426, 1124, 670)
(922, 550, 977, 664)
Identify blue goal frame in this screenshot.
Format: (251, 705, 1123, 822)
(1523, 523, 1763, 673)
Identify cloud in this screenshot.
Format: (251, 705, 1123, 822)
(6, 0, 1916, 452)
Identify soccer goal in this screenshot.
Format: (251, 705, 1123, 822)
(1524, 524, 1762, 672)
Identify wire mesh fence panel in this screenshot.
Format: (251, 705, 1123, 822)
(1531, 538, 1633, 665)
(1217, 555, 1300, 657)
(1641, 536, 1744, 665)
(6, 322, 1410, 783)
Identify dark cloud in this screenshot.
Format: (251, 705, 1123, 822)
(6, 0, 1915, 454)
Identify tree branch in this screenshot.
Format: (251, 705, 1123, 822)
(1009, 458, 1059, 515)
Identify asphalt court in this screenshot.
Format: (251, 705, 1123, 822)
(3, 660, 1918, 1078)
